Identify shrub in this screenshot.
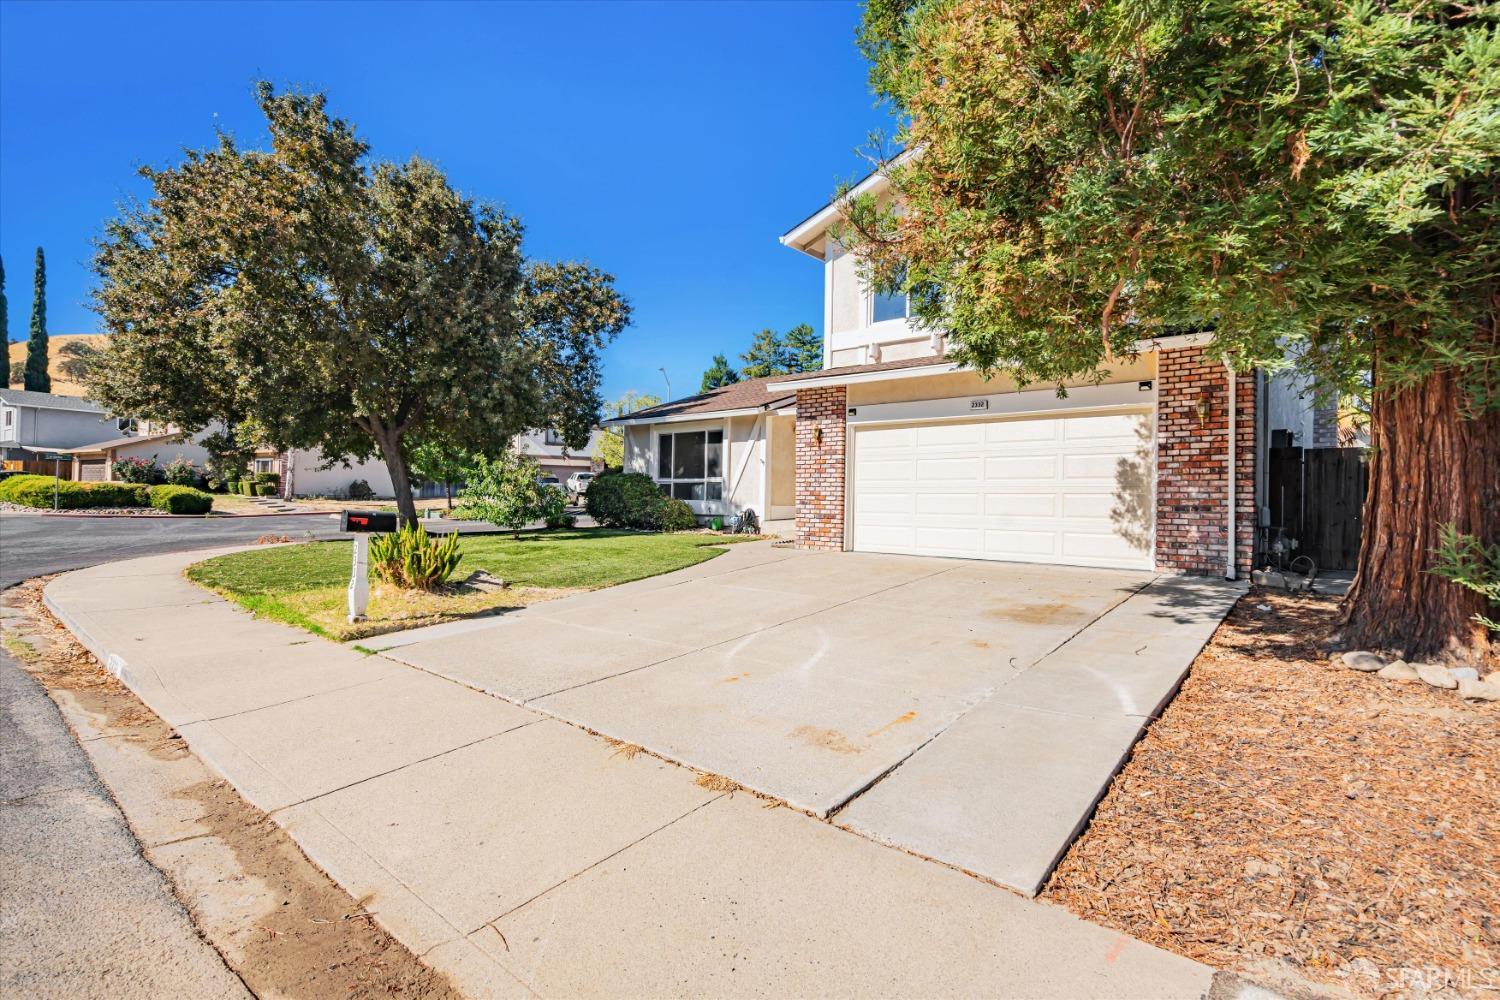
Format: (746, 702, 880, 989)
(111, 455, 164, 484)
(148, 484, 214, 515)
(347, 479, 375, 501)
(253, 471, 281, 485)
(239, 481, 255, 496)
(369, 523, 462, 591)
(0, 476, 149, 509)
(584, 471, 699, 531)
(162, 456, 200, 487)
(255, 483, 277, 497)
(456, 453, 550, 538)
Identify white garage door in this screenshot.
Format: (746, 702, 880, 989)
(851, 410, 1154, 570)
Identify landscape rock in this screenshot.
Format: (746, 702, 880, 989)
(458, 570, 508, 593)
(1341, 650, 1386, 672)
(1376, 661, 1420, 683)
(1413, 662, 1457, 689)
(1456, 677, 1500, 702)
(1449, 667, 1479, 683)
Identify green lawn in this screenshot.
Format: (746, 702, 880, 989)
(187, 529, 755, 640)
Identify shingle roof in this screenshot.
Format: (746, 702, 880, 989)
(612, 373, 798, 422)
(765, 354, 958, 386)
(0, 387, 106, 413)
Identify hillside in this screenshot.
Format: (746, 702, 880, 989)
(6, 334, 108, 397)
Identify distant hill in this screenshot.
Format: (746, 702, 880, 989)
(6, 334, 109, 398)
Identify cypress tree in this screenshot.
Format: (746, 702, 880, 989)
(24, 247, 49, 392)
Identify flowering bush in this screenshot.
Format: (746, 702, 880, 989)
(163, 456, 200, 487)
(111, 455, 164, 484)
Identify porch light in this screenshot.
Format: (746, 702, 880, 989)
(1195, 387, 1212, 427)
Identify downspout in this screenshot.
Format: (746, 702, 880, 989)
(1224, 363, 1237, 581)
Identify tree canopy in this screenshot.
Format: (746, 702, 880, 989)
(700, 352, 741, 392)
(89, 84, 629, 523)
(783, 322, 823, 373)
(846, 0, 1498, 660)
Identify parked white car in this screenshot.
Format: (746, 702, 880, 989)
(565, 472, 595, 497)
(536, 474, 563, 493)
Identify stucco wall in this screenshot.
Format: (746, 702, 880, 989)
(828, 243, 863, 337)
(288, 450, 396, 498)
(847, 355, 1155, 407)
(769, 413, 795, 513)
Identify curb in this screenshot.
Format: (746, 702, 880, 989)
(34, 509, 336, 519)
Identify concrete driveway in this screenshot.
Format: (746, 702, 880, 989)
(379, 541, 1242, 895)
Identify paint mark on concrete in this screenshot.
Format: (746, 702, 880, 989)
(865, 711, 918, 739)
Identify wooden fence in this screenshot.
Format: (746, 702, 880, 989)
(1266, 446, 1369, 571)
(1, 459, 74, 480)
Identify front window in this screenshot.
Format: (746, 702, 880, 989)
(254, 458, 274, 474)
(2, 409, 12, 429)
(657, 429, 723, 502)
(116, 417, 138, 435)
(871, 288, 908, 324)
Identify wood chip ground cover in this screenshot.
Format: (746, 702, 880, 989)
(1045, 589, 1498, 998)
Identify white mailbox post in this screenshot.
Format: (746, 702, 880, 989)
(340, 510, 397, 624)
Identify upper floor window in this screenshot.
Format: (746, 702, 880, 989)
(117, 417, 138, 435)
(870, 289, 909, 324)
(2, 409, 12, 429)
(543, 428, 566, 446)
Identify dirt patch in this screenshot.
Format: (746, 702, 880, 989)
(791, 725, 864, 754)
(1045, 589, 1499, 998)
(2, 578, 461, 1000)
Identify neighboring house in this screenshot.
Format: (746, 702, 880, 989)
(514, 428, 604, 483)
(57, 426, 212, 482)
(609, 168, 1274, 577)
(0, 389, 127, 465)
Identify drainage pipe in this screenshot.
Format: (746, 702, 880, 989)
(1225, 363, 1237, 581)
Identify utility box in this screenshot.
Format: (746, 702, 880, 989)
(341, 510, 398, 533)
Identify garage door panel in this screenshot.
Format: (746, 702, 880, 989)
(985, 455, 1057, 481)
(984, 493, 1057, 518)
(914, 525, 983, 554)
(983, 529, 1059, 557)
(916, 492, 981, 516)
(917, 423, 985, 448)
(918, 457, 983, 481)
(852, 410, 1154, 571)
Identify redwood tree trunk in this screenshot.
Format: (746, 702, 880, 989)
(1338, 369, 1499, 665)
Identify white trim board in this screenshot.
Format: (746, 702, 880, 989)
(846, 381, 1155, 427)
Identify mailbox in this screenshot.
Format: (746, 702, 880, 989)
(341, 510, 399, 533)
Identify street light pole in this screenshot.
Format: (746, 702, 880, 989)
(658, 367, 672, 400)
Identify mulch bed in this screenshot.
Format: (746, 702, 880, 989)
(1045, 589, 1498, 999)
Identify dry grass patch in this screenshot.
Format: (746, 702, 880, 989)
(1045, 589, 1498, 998)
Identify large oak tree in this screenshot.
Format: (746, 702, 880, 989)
(845, 0, 1497, 663)
(89, 84, 629, 524)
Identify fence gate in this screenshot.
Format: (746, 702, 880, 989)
(1266, 446, 1369, 571)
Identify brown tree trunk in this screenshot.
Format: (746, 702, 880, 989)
(371, 424, 417, 527)
(1338, 369, 1499, 665)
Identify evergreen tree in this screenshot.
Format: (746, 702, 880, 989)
(0, 255, 9, 387)
(783, 323, 822, 373)
(24, 248, 49, 392)
(740, 328, 793, 379)
(700, 353, 741, 392)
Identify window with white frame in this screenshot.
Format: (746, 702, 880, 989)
(2, 409, 12, 429)
(870, 287, 909, 324)
(543, 428, 565, 446)
(657, 429, 723, 502)
(254, 458, 274, 474)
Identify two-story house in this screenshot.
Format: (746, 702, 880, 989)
(609, 167, 1264, 578)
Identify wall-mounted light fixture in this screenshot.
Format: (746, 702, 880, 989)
(1195, 387, 1212, 427)
(815, 426, 824, 446)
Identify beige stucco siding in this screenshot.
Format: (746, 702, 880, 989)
(828, 244, 863, 337)
(846, 355, 1156, 406)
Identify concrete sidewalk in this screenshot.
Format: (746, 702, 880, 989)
(45, 545, 1218, 998)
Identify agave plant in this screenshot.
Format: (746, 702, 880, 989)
(368, 522, 462, 591)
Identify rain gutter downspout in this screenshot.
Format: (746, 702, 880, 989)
(1225, 362, 1237, 581)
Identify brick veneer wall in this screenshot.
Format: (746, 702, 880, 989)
(1155, 348, 1256, 576)
(794, 386, 847, 550)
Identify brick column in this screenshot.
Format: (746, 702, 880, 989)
(794, 386, 847, 550)
(1155, 348, 1255, 576)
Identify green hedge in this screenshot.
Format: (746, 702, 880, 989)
(0, 475, 150, 510)
(583, 471, 699, 531)
(148, 484, 214, 515)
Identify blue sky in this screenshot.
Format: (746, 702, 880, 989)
(0, 0, 890, 402)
